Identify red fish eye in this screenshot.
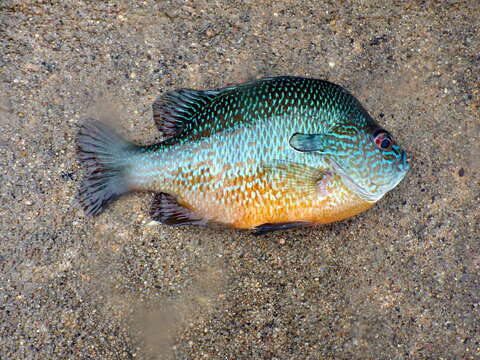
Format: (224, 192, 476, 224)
(373, 131, 392, 150)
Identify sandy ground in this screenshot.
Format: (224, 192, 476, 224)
(1, 1, 479, 359)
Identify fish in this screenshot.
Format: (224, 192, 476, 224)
(76, 76, 409, 233)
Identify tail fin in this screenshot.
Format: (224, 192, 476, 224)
(76, 121, 135, 216)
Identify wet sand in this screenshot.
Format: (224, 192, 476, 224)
(1, 1, 479, 358)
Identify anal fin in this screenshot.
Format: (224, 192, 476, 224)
(149, 193, 207, 226)
(253, 221, 312, 235)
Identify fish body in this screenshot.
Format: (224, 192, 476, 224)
(77, 76, 409, 232)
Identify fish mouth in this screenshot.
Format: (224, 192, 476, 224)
(400, 150, 410, 172)
(327, 158, 383, 203)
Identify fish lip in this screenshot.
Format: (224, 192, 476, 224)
(327, 158, 382, 203)
(400, 151, 406, 166)
(400, 151, 410, 171)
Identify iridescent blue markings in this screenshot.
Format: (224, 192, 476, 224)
(76, 76, 409, 230)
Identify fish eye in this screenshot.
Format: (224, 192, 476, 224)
(373, 130, 393, 150)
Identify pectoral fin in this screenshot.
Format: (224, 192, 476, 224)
(261, 160, 330, 197)
(289, 133, 327, 152)
(251, 162, 331, 234)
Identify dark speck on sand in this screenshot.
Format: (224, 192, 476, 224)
(0, 1, 479, 359)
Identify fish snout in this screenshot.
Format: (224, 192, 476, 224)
(399, 150, 409, 172)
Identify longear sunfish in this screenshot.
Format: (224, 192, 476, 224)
(76, 76, 409, 233)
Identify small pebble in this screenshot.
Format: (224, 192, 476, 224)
(206, 29, 215, 38)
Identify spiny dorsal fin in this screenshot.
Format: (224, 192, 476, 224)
(152, 89, 222, 139)
(149, 192, 207, 226)
(152, 77, 298, 142)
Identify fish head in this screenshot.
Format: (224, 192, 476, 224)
(324, 116, 410, 202)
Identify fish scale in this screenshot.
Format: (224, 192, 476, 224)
(76, 76, 409, 231)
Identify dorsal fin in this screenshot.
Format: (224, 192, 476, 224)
(152, 77, 302, 143)
(152, 89, 222, 139)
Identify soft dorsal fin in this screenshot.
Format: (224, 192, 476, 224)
(149, 192, 207, 226)
(152, 89, 222, 139)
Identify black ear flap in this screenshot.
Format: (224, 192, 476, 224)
(289, 133, 326, 152)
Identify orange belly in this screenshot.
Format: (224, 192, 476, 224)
(230, 183, 374, 229)
(232, 197, 374, 229)
(178, 173, 375, 229)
